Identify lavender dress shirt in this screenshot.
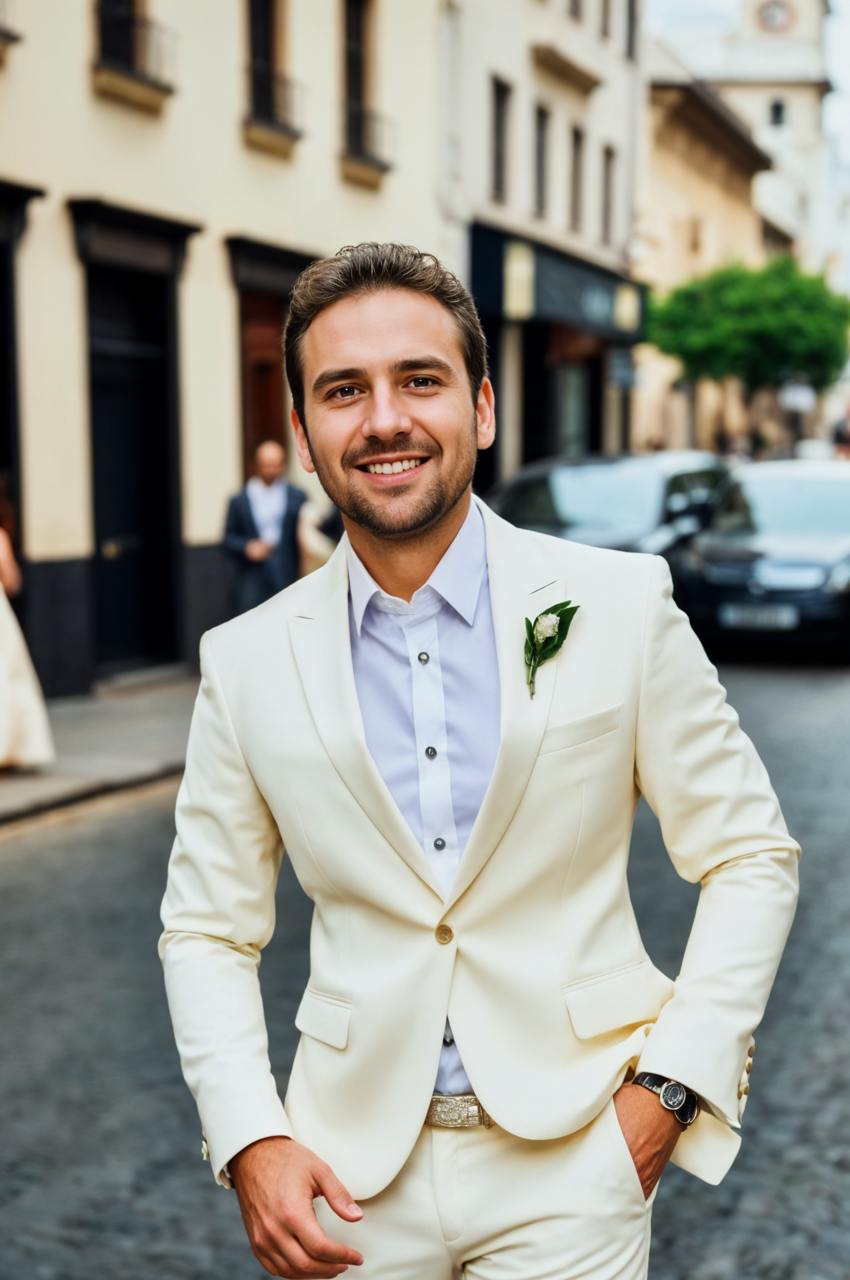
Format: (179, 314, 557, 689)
(345, 499, 501, 1094)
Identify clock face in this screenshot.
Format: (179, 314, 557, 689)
(759, 1, 794, 32)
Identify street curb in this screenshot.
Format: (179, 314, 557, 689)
(0, 765, 185, 829)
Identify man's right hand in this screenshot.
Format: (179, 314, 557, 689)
(230, 1136, 364, 1278)
(245, 538, 273, 562)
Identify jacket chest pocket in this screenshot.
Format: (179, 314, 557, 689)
(539, 703, 623, 756)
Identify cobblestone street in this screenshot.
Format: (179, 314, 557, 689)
(0, 660, 847, 1280)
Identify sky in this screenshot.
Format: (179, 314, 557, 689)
(646, 0, 850, 165)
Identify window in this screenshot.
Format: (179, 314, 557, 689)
(341, 0, 389, 177)
(534, 105, 550, 217)
(248, 0, 277, 122)
(569, 125, 584, 232)
(626, 0, 638, 59)
(98, 0, 137, 73)
(665, 469, 726, 519)
(93, 0, 175, 102)
(491, 78, 512, 204)
(244, 0, 301, 150)
(345, 0, 368, 155)
(769, 98, 786, 126)
(602, 145, 616, 245)
(601, 0, 612, 38)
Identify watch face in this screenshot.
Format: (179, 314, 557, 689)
(678, 1093, 700, 1126)
(660, 1081, 686, 1111)
(759, 1, 794, 32)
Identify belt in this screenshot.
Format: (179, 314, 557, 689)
(426, 1094, 495, 1129)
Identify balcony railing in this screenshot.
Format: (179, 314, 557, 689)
(343, 102, 392, 171)
(95, 4, 175, 92)
(246, 63, 302, 137)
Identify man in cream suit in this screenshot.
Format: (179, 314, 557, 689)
(160, 244, 800, 1279)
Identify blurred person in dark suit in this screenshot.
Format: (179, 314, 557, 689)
(223, 439, 332, 615)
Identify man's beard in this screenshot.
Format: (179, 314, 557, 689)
(305, 418, 478, 540)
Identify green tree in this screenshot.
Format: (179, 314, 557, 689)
(647, 256, 850, 399)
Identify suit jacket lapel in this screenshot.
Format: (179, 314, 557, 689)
(444, 501, 564, 910)
(288, 543, 444, 900)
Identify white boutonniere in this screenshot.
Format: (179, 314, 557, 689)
(524, 601, 580, 698)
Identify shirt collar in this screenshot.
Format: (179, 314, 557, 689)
(345, 499, 487, 636)
(247, 477, 284, 495)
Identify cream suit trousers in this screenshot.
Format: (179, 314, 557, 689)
(314, 1099, 657, 1279)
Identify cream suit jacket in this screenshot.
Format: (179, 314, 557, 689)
(159, 497, 800, 1198)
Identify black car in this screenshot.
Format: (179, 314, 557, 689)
(672, 461, 850, 653)
(485, 452, 727, 556)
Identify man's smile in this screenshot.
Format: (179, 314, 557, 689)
(353, 455, 434, 485)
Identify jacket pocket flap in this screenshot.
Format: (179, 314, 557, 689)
(541, 703, 623, 754)
(295, 989, 352, 1050)
(563, 961, 674, 1040)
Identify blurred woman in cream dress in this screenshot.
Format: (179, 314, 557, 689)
(0, 526, 55, 768)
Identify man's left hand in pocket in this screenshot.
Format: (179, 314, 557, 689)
(613, 1083, 681, 1200)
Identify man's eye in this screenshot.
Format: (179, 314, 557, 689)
(330, 385, 359, 400)
(408, 376, 438, 388)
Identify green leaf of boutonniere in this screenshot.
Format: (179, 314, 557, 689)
(523, 600, 580, 698)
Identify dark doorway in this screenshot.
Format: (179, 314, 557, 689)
(239, 290, 287, 480)
(88, 264, 178, 673)
(522, 323, 550, 463)
(524, 326, 604, 461)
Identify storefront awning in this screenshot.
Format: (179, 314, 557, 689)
(471, 222, 646, 343)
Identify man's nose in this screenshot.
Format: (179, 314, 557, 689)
(362, 384, 412, 438)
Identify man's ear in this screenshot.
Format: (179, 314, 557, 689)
(475, 377, 496, 451)
(291, 408, 316, 474)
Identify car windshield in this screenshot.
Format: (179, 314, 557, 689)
(539, 464, 663, 531)
(712, 473, 850, 537)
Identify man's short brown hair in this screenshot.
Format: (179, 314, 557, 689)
(283, 242, 488, 427)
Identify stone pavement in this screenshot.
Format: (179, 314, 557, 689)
(0, 670, 198, 825)
(0, 660, 847, 1278)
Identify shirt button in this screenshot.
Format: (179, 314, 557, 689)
(435, 924, 454, 945)
(418, 651, 430, 664)
(433, 837, 446, 850)
(425, 745, 438, 759)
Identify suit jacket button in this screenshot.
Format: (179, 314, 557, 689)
(435, 924, 454, 945)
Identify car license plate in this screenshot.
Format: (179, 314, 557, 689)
(717, 604, 800, 631)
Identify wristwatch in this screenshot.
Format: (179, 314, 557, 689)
(633, 1072, 700, 1127)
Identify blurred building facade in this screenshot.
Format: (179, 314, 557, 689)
(657, 0, 838, 276)
(442, 0, 647, 491)
(0, 0, 453, 695)
(1, 0, 653, 697)
(631, 39, 773, 451)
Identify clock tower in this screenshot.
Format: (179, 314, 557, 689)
(655, 1, 834, 271)
(755, 1, 795, 33)
(740, 0, 826, 43)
